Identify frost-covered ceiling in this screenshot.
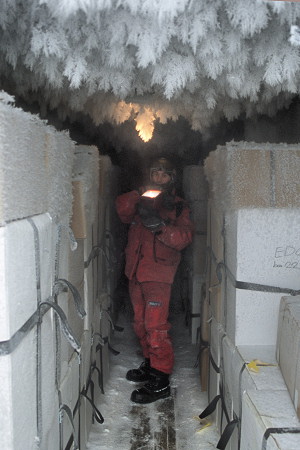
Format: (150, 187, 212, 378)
(1, 0, 300, 143)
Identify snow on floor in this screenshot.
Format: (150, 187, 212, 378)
(86, 296, 219, 450)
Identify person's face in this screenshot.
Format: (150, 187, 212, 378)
(151, 170, 171, 186)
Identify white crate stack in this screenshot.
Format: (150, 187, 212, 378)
(182, 165, 208, 346)
(201, 142, 300, 449)
(0, 94, 119, 449)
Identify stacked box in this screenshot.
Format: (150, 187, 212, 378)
(53, 219, 74, 384)
(59, 352, 80, 449)
(0, 99, 49, 225)
(0, 96, 85, 450)
(0, 98, 74, 226)
(98, 293, 111, 389)
(204, 142, 300, 211)
(0, 214, 58, 449)
(240, 390, 300, 450)
(0, 328, 38, 449)
(202, 142, 300, 446)
(0, 218, 37, 341)
(204, 144, 300, 344)
(277, 296, 300, 419)
(225, 208, 300, 291)
(72, 145, 99, 331)
(188, 273, 206, 343)
(98, 155, 112, 243)
(183, 165, 208, 343)
(40, 308, 59, 450)
(207, 317, 225, 430)
(79, 330, 95, 450)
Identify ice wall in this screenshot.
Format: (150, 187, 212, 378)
(0, 95, 122, 449)
(199, 141, 300, 448)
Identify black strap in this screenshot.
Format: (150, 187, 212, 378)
(234, 279, 300, 296)
(54, 278, 86, 318)
(209, 352, 221, 374)
(59, 404, 79, 450)
(217, 419, 239, 449)
(40, 301, 80, 353)
(226, 262, 300, 296)
(208, 246, 300, 296)
(190, 313, 201, 318)
(262, 427, 300, 450)
(81, 392, 104, 424)
(199, 395, 221, 419)
(102, 310, 124, 332)
(108, 342, 120, 355)
(90, 363, 104, 394)
(95, 332, 120, 355)
(0, 303, 50, 355)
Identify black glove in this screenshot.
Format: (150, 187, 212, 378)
(161, 191, 175, 211)
(141, 214, 165, 232)
(137, 203, 165, 232)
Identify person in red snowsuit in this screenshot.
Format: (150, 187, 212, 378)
(115, 157, 194, 404)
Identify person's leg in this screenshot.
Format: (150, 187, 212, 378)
(128, 277, 149, 359)
(130, 281, 174, 403)
(142, 281, 174, 374)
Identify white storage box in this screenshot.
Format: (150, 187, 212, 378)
(204, 142, 300, 210)
(0, 214, 53, 341)
(226, 281, 283, 346)
(277, 296, 300, 419)
(240, 390, 300, 449)
(225, 208, 300, 291)
(0, 328, 37, 449)
(59, 351, 80, 449)
(223, 337, 286, 417)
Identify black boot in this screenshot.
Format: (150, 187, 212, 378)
(130, 369, 170, 404)
(126, 358, 151, 382)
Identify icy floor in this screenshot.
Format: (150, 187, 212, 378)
(86, 299, 219, 450)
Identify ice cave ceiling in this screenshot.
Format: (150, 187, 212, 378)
(1, 0, 300, 157)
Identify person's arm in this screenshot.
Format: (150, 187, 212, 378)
(115, 190, 140, 223)
(155, 205, 194, 251)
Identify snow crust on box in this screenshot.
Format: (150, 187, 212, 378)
(204, 141, 300, 212)
(0, 100, 48, 224)
(0, 97, 75, 225)
(73, 145, 99, 225)
(46, 129, 75, 222)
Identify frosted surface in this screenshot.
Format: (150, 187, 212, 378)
(1, 1, 300, 134)
(0, 97, 75, 225)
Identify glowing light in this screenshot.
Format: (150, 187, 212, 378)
(142, 190, 161, 198)
(134, 107, 155, 142)
(112, 101, 157, 142)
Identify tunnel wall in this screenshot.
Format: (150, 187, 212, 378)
(182, 166, 208, 346)
(200, 141, 300, 449)
(0, 95, 122, 449)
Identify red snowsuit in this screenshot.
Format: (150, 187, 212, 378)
(116, 189, 194, 374)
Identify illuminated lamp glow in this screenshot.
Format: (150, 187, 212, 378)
(134, 107, 155, 142)
(142, 190, 161, 198)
